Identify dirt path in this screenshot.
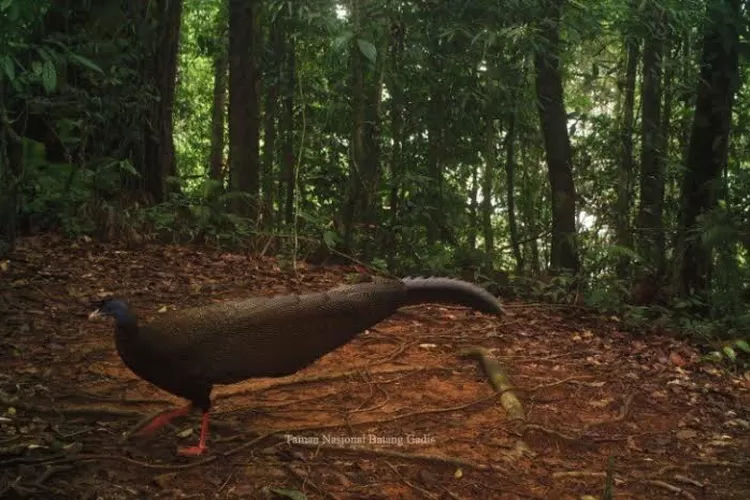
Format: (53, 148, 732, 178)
(1, 235, 748, 499)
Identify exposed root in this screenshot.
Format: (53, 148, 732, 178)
(552, 471, 607, 479)
(640, 479, 697, 500)
(284, 464, 333, 499)
(385, 462, 439, 500)
(0, 394, 145, 420)
(523, 424, 581, 442)
(289, 439, 493, 471)
(214, 365, 436, 400)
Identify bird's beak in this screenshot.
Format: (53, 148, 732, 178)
(88, 309, 104, 320)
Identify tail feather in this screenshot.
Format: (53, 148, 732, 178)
(401, 277, 503, 315)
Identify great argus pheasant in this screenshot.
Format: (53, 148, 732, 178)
(89, 277, 504, 456)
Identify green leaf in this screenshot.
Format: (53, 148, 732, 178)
(268, 488, 307, 500)
(357, 39, 377, 62)
(734, 340, 750, 354)
(32, 60, 42, 76)
(6, 0, 18, 21)
(117, 160, 139, 176)
(69, 53, 104, 74)
(332, 31, 353, 51)
(323, 230, 338, 248)
(42, 60, 57, 92)
(0, 55, 14, 81)
(704, 351, 724, 363)
(722, 346, 737, 362)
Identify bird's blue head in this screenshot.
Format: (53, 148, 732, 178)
(89, 298, 136, 325)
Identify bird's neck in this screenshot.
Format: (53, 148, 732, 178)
(113, 310, 140, 340)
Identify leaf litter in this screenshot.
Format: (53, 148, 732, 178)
(0, 234, 748, 499)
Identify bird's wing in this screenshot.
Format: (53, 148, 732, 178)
(138, 282, 406, 382)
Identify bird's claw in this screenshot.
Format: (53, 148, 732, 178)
(177, 445, 207, 457)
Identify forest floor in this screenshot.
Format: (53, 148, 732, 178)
(0, 234, 749, 500)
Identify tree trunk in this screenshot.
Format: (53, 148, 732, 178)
(387, 19, 405, 267)
(505, 111, 523, 273)
(0, 124, 23, 256)
(343, 0, 383, 257)
(261, 15, 282, 229)
(425, 41, 444, 245)
(615, 36, 639, 278)
(228, 0, 261, 218)
(635, 6, 665, 276)
(363, 33, 386, 259)
(678, 32, 695, 165)
(142, 0, 183, 203)
(280, 31, 295, 225)
(673, 0, 740, 296)
(533, 0, 580, 274)
(209, 38, 228, 183)
(342, 0, 366, 251)
(468, 164, 479, 250)
(660, 34, 675, 227)
(520, 138, 541, 275)
(481, 117, 496, 264)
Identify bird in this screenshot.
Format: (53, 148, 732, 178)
(88, 276, 503, 457)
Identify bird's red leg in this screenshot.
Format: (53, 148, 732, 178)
(135, 404, 192, 436)
(176, 411, 210, 457)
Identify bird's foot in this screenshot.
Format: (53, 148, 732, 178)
(134, 406, 192, 437)
(176, 444, 207, 457)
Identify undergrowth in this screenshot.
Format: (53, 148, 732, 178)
(9, 148, 750, 370)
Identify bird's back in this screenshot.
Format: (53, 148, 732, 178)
(139, 280, 408, 384)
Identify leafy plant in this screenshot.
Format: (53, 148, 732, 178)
(704, 339, 750, 369)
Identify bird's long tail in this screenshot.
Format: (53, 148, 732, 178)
(401, 277, 504, 315)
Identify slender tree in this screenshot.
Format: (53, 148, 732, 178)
(261, 14, 282, 228)
(208, 27, 228, 183)
(635, 3, 666, 276)
(534, 0, 580, 274)
(228, 0, 261, 217)
(615, 35, 639, 278)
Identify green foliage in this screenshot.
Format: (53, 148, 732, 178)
(143, 182, 255, 244)
(705, 339, 750, 369)
(584, 279, 629, 313)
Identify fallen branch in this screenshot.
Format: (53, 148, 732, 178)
(459, 346, 526, 422)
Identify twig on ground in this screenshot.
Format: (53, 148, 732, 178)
(528, 376, 596, 393)
(385, 461, 439, 500)
(552, 471, 607, 479)
(290, 440, 492, 471)
(640, 479, 697, 500)
(284, 464, 334, 499)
